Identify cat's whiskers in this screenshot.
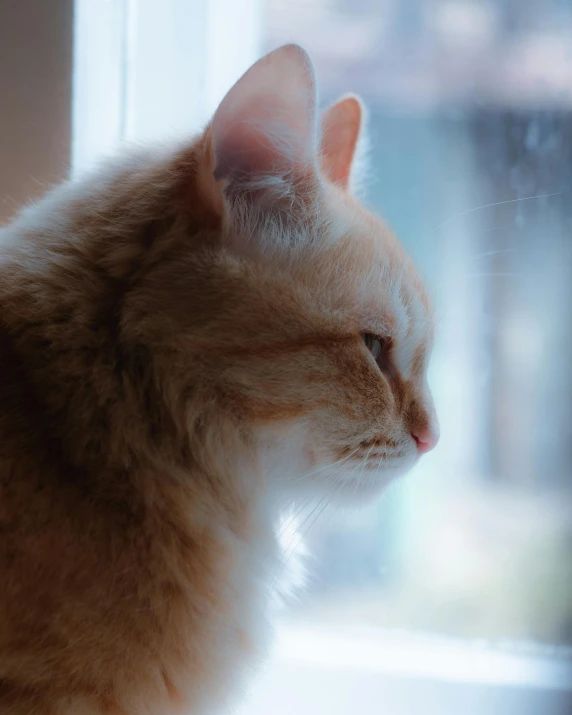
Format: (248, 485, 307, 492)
(278, 496, 314, 539)
(275, 447, 364, 576)
(463, 271, 523, 278)
(272, 446, 361, 592)
(283, 444, 362, 485)
(423, 191, 562, 240)
(353, 442, 376, 484)
(268, 494, 330, 598)
(469, 247, 517, 260)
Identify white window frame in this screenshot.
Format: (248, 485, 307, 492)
(72, 0, 262, 174)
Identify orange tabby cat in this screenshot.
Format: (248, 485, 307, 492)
(0, 45, 438, 714)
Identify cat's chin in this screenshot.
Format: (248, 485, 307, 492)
(321, 455, 418, 506)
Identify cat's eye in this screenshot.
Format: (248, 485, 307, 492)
(363, 333, 385, 360)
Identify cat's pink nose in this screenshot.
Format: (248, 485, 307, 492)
(412, 424, 439, 455)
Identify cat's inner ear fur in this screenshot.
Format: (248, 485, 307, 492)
(202, 44, 322, 259)
(209, 44, 318, 195)
(319, 94, 364, 191)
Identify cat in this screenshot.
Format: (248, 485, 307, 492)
(0, 44, 438, 715)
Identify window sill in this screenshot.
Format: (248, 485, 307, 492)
(239, 624, 572, 715)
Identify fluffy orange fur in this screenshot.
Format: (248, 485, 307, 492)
(0, 46, 437, 714)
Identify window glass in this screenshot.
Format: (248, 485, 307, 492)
(264, 0, 572, 648)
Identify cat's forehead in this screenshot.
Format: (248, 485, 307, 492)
(334, 196, 434, 379)
(371, 250, 432, 378)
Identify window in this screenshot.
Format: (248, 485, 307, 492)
(72, 1, 572, 713)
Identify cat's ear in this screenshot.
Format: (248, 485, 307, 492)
(319, 94, 364, 191)
(210, 44, 317, 188)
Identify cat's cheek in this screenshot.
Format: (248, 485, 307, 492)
(256, 420, 315, 491)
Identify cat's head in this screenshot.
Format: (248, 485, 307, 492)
(138, 44, 438, 501)
(29, 45, 436, 501)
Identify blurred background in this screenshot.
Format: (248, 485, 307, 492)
(266, 0, 572, 649)
(1, 0, 571, 713)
